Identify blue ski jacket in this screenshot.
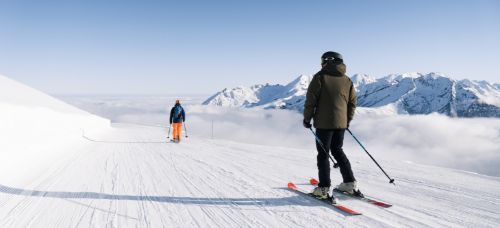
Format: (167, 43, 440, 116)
(170, 104, 185, 124)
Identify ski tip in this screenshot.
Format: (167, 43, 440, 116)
(287, 182, 297, 189)
(372, 201, 393, 208)
(334, 205, 362, 215)
(309, 178, 319, 185)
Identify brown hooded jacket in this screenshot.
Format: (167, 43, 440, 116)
(303, 63, 357, 129)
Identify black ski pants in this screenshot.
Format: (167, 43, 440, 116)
(315, 128, 356, 187)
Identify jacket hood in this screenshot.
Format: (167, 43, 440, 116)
(320, 63, 346, 77)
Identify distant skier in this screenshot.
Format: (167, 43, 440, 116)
(169, 100, 186, 142)
(303, 51, 359, 199)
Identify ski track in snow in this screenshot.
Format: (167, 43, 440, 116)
(0, 124, 499, 227)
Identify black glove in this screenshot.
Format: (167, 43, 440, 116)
(303, 119, 312, 128)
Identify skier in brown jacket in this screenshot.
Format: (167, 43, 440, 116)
(303, 51, 359, 199)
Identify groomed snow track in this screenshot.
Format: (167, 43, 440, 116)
(0, 124, 499, 227)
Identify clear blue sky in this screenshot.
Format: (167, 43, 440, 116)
(1, 0, 499, 94)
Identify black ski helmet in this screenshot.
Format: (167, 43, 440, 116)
(321, 51, 343, 65)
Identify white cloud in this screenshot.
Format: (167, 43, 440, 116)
(348, 114, 500, 176)
(60, 95, 500, 177)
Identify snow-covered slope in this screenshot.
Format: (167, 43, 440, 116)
(1, 76, 498, 227)
(203, 72, 500, 117)
(0, 74, 110, 186)
(0, 124, 498, 227)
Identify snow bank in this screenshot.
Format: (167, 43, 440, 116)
(0, 75, 110, 186)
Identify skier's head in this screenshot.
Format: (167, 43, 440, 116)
(175, 99, 180, 105)
(321, 51, 343, 67)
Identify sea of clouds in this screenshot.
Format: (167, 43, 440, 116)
(59, 95, 500, 177)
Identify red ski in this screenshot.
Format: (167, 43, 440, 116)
(309, 178, 392, 208)
(287, 182, 362, 216)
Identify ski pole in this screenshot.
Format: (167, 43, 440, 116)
(347, 129, 395, 185)
(309, 128, 339, 168)
(167, 124, 171, 139)
(183, 123, 188, 138)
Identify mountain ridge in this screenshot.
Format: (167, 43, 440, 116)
(203, 72, 500, 117)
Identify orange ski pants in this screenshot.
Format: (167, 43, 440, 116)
(172, 122, 183, 140)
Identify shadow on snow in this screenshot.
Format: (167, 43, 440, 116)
(0, 185, 329, 209)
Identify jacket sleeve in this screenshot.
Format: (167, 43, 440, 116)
(169, 107, 174, 124)
(347, 81, 357, 123)
(303, 74, 321, 122)
(181, 109, 186, 122)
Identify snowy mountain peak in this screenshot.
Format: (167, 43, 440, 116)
(284, 75, 312, 95)
(204, 72, 500, 117)
(382, 72, 419, 82)
(425, 72, 447, 78)
(288, 74, 312, 86)
(355, 73, 499, 117)
(351, 74, 376, 87)
(203, 75, 313, 110)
